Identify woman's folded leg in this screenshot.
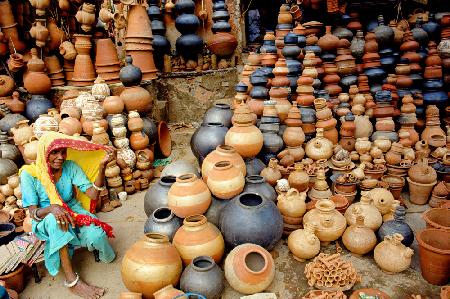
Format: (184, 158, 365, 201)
(77, 224, 115, 263)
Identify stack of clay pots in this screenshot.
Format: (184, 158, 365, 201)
(314, 98, 338, 144)
(95, 38, 121, 84)
(271, 59, 292, 123)
(44, 55, 65, 87)
(71, 34, 96, 87)
(125, 4, 157, 81)
(147, 0, 170, 71)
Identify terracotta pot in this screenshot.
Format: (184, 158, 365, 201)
(130, 131, 149, 151)
(157, 121, 171, 158)
(95, 38, 120, 66)
(422, 208, 450, 231)
(59, 41, 77, 60)
(305, 128, 334, 160)
(75, 3, 96, 32)
(260, 158, 282, 186)
(224, 243, 275, 294)
(0, 264, 25, 293)
(72, 54, 96, 86)
(153, 285, 184, 299)
(287, 223, 320, 261)
(121, 233, 182, 298)
(58, 116, 82, 136)
(207, 32, 238, 57)
(207, 161, 245, 199)
(318, 26, 339, 52)
(0, 75, 14, 97)
(120, 86, 153, 113)
(125, 4, 153, 39)
(407, 178, 436, 205)
(168, 173, 211, 218)
(277, 188, 306, 218)
(288, 163, 309, 192)
(173, 214, 224, 266)
(202, 145, 246, 182)
(374, 233, 413, 274)
(342, 215, 377, 255)
(345, 194, 382, 231)
(103, 96, 124, 114)
(416, 229, 450, 285)
(225, 115, 263, 158)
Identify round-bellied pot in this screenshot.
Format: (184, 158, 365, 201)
(342, 215, 377, 255)
(378, 206, 414, 246)
(121, 233, 182, 298)
(202, 103, 233, 127)
(373, 233, 413, 274)
(207, 161, 245, 200)
(225, 119, 263, 158)
(287, 223, 320, 262)
(144, 207, 182, 241)
(191, 122, 228, 164)
(201, 145, 246, 182)
(219, 192, 283, 250)
(144, 176, 176, 216)
(173, 214, 225, 266)
(204, 196, 229, 228)
(168, 173, 211, 218)
(243, 175, 277, 202)
(224, 243, 275, 294)
(416, 228, 450, 285)
(180, 256, 224, 299)
(344, 195, 382, 231)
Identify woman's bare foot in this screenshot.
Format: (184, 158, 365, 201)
(70, 279, 105, 299)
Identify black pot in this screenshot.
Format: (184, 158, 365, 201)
(190, 122, 228, 163)
(175, 0, 195, 14)
(299, 106, 316, 123)
(262, 132, 283, 154)
(176, 34, 203, 58)
(304, 45, 321, 56)
(377, 206, 414, 246)
(175, 13, 200, 34)
(202, 103, 233, 128)
(243, 175, 277, 202)
(142, 117, 158, 144)
(340, 75, 358, 87)
(144, 207, 182, 241)
(151, 20, 166, 35)
(0, 223, 15, 246)
(245, 157, 265, 176)
(423, 90, 449, 106)
(422, 14, 440, 41)
(321, 52, 336, 63)
(235, 82, 248, 93)
(250, 73, 269, 86)
(260, 40, 277, 54)
(219, 192, 283, 250)
(143, 176, 176, 216)
(180, 256, 224, 299)
(250, 86, 269, 99)
(153, 35, 171, 54)
(147, 3, 161, 20)
(24, 95, 54, 122)
(119, 56, 142, 87)
(212, 10, 230, 22)
(213, 0, 226, 11)
(212, 20, 231, 33)
(297, 34, 306, 48)
(364, 67, 386, 82)
(205, 196, 229, 228)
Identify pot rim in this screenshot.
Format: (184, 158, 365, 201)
(151, 207, 175, 223)
(143, 232, 169, 243)
(422, 208, 450, 230)
(191, 255, 216, 272)
(237, 192, 265, 209)
(213, 103, 231, 110)
(416, 228, 450, 254)
(183, 214, 207, 227)
(213, 160, 233, 170)
(159, 175, 176, 186)
(245, 175, 265, 184)
(243, 249, 269, 274)
(176, 173, 197, 183)
(406, 177, 437, 186)
(216, 144, 236, 153)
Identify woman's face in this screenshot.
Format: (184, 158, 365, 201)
(49, 148, 67, 170)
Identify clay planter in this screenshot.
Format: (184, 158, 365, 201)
(224, 243, 275, 295)
(0, 264, 25, 293)
(173, 215, 225, 266)
(121, 233, 182, 298)
(201, 145, 246, 182)
(416, 229, 450, 285)
(207, 161, 245, 200)
(407, 178, 436, 205)
(422, 208, 450, 231)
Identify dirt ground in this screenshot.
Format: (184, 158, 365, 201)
(20, 128, 443, 299)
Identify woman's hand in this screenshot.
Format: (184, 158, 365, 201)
(100, 147, 116, 166)
(50, 204, 75, 231)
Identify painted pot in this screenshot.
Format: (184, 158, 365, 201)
(207, 161, 245, 200)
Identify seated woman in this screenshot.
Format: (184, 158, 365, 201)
(20, 132, 116, 299)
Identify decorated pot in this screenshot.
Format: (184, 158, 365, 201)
(374, 233, 414, 274)
(344, 194, 382, 231)
(207, 161, 245, 200)
(287, 223, 320, 261)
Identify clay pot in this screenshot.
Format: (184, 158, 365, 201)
(350, 289, 391, 299)
(58, 116, 82, 136)
(318, 26, 339, 52)
(120, 86, 153, 113)
(203, 103, 233, 128)
(29, 0, 50, 16)
(422, 208, 450, 231)
(75, 3, 96, 32)
(305, 128, 334, 160)
(121, 233, 182, 298)
(207, 161, 245, 200)
(201, 145, 246, 182)
(130, 132, 149, 151)
(277, 188, 306, 218)
(345, 194, 382, 231)
(342, 215, 377, 255)
(180, 256, 224, 299)
(11, 120, 33, 146)
(288, 163, 309, 192)
(207, 32, 238, 57)
(407, 178, 436, 205)
(0, 75, 14, 97)
(103, 96, 124, 115)
(378, 206, 414, 246)
(168, 173, 211, 218)
(303, 199, 347, 244)
(408, 158, 437, 184)
(243, 175, 277, 203)
(374, 233, 413, 274)
(260, 158, 282, 186)
(416, 228, 450, 285)
(23, 49, 51, 95)
(30, 20, 49, 48)
(224, 243, 275, 294)
(144, 176, 176, 216)
(153, 285, 184, 299)
(287, 223, 320, 261)
(173, 214, 224, 266)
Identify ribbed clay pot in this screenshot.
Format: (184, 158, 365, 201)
(224, 243, 275, 294)
(202, 145, 246, 182)
(144, 207, 182, 241)
(168, 173, 211, 218)
(121, 233, 182, 298)
(220, 192, 283, 250)
(180, 256, 224, 299)
(144, 175, 176, 216)
(173, 214, 225, 266)
(207, 161, 245, 200)
(416, 228, 450, 285)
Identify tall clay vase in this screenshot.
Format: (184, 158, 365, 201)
(167, 173, 211, 218)
(180, 256, 224, 299)
(224, 243, 275, 295)
(121, 233, 182, 299)
(172, 215, 225, 266)
(416, 229, 450, 285)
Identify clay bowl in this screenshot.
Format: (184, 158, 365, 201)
(360, 178, 379, 189)
(330, 194, 349, 214)
(350, 289, 391, 299)
(422, 208, 450, 231)
(0, 222, 16, 246)
(381, 175, 405, 188)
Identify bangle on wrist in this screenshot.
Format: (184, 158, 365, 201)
(33, 208, 43, 222)
(92, 183, 106, 191)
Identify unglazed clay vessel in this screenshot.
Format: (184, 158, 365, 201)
(305, 128, 333, 160)
(201, 145, 246, 182)
(344, 194, 382, 231)
(374, 233, 414, 274)
(224, 243, 275, 294)
(277, 188, 306, 218)
(342, 215, 377, 255)
(207, 161, 245, 199)
(287, 223, 320, 261)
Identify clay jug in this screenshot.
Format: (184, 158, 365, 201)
(260, 158, 282, 186)
(168, 173, 211, 218)
(305, 128, 334, 160)
(342, 215, 377, 255)
(201, 145, 246, 182)
(173, 214, 225, 266)
(277, 188, 306, 218)
(345, 194, 382, 231)
(11, 120, 33, 146)
(75, 2, 96, 32)
(287, 162, 309, 192)
(121, 233, 182, 298)
(287, 223, 320, 261)
(207, 161, 245, 199)
(374, 233, 414, 274)
(318, 26, 339, 52)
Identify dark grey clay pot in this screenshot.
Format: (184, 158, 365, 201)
(219, 192, 283, 250)
(377, 206, 414, 247)
(143, 176, 176, 216)
(243, 175, 277, 202)
(180, 256, 224, 299)
(204, 196, 229, 229)
(202, 103, 233, 128)
(245, 157, 265, 176)
(144, 207, 182, 241)
(190, 122, 228, 164)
